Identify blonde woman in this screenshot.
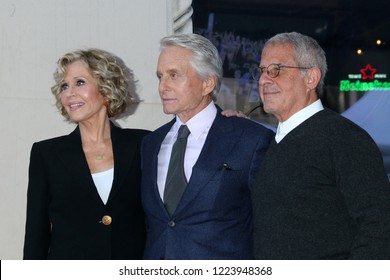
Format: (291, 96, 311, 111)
(23, 49, 149, 259)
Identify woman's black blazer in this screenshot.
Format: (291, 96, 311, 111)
(23, 122, 150, 259)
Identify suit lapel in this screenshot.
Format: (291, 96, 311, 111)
(175, 112, 242, 214)
(107, 122, 135, 203)
(55, 126, 103, 204)
(147, 120, 176, 211)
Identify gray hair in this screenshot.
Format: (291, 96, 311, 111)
(160, 33, 223, 97)
(264, 32, 327, 94)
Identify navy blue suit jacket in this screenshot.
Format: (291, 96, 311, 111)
(141, 106, 274, 259)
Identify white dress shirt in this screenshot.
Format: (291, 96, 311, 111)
(157, 102, 217, 200)
(275, 99, 324, 143)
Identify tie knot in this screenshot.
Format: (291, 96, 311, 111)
(177, 125, 190, 139)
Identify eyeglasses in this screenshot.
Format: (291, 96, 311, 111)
(251, 63, 313, 80)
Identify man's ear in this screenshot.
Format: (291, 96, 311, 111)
(306, 67, 321, 90)
(202, 76, 216, 96)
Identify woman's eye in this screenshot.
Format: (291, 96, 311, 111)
(76, 79, 85, 86)
(60, 83, 68, 91)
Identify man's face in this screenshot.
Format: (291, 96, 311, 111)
(156, 46, 213, 123)
(259, 43, 312, 122)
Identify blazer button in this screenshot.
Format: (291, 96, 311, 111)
(102, 215, 112, 225)
(168, 221, 175, 227)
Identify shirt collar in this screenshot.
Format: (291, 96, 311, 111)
(276, 99, 324, 143)
(173, 102, 217, 140)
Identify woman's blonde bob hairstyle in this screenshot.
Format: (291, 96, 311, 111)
(51, 48, 135, 120)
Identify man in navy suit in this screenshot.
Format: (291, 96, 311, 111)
(141, 34, 274, 259)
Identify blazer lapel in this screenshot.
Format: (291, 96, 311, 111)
(107, 122, 139, 203)
(145, 120, 176, 213)
(55, 126, 103, 204)
(107, 123, 124, 202)
(175, 111, 243, 214)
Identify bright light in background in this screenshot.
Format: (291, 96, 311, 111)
(357, 49, 363, 55)
(376, 39, 382, 45)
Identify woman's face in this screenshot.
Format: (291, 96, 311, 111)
(60, 60, 106, 123)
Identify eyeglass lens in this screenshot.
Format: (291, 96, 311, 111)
(252, 64, 280, 80)
(263, 64, 280, 78)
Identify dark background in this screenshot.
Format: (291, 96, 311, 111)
(192, 0, 390, 113)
